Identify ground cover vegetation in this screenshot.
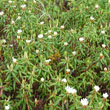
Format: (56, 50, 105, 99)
(0, 0, 110, 110)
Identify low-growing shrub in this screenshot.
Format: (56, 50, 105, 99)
(0, 0, 110, 110)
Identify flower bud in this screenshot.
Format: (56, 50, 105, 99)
(90, 16, 95, 22)
(100, 53, 103, 59)
(104, 67, 107, 73)
(17, 36, 20, 40)
(53, 32, 57, 37)
(72, 51, 76, 56)
(102, 44, 106, 49)
(60, 25, 64, 30)
(79, 37, 84, 43)
(66, 69, 70, 74)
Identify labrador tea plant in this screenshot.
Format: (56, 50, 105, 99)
(0, 0, 110, 110)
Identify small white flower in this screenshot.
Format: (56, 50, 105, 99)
(64, 42, 68, 46)
(70, 29, 73, 33)
(11, 20, 15, 25)
(38, 34, 43, 39)
(17, 16, 21, 20)
(103, 93, 109, 98)
(104, 67, 107, 72)
(90, 16, 94, 21)
(24, 0, 27, 1)
(60, 25, 64, 30)
(61, 78, 67, 83)
(66, 69, 70, 73)
(72, 51, 76, 56)
(17, 29, 22, 34)
(54, 32, 58, 37)
(101, 30, 105, 35)
(48, 35, 52, 39)
(21, 4, 26, 9)
(100, 53, 103, 59)
(5, 105, 10, 110)
(9, 0, 12, 3)
(29, 10, 31, 13)
(41, 77, 44, 82)
(17, 36, 20, 40)
(102, 44, 106, 48)
(109, 0, 110, 4)
(36, 50, 39, 54)
(79, 37, 84, 42)
(81, 98, 88, 106)
(26, 40, 31, 44)
(33, 0, 36, 3)
(65, 86, 77, 94)
(94, 85, 100, 92)
(48, 30, 52, 33)
(40, 21, 44, 25)
(45, 59, 51, 63)
(0, 11, 4, 16)
(3, 39, 6, 43)
(95, 4, 99, 9)
(12, 57, 17, 63)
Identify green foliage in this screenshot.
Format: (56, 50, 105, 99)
(0, 0, 110, 110)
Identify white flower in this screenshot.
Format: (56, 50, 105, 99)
(65, 86, 77, 94)
(38, 34, 43, 39)
(48, 35, 52, 39)
(102, 44, 106, 48)
(9, 0, 12, 3)
(33, 0, 36, 3)
(64, 42, 68, 46)
(101, 30, 105, 35)
(103, 93, 108, 98)
(48, 30, 52, 35)
(61, 78, 67, 83)
(109, 0, 110, 4)
(3, 39, 6, 43)
(66, 69, 70, 73)
(17, 16, 21, 20)
(81, 98, 88, 106)
(54, 32, 58, 37)
(41, 77, 44, 82)
(40, 21, 44, 25)
(72, 51, 76, 56)
(21, 4, 26, 9)
(70, 29, 73, 33)
(100, 53, 103, 59)
(24, 0, 27, 1)
(11, 20, 15, 25)
(45, 59, 51, 63)
(94, 85, 100, 92)
(5, 105, 10, 110)
(60, 25, 64, 30)
(26, 40, 31, 43)
(12, 57, 17, 63)
(17, 29, 22, 34)
(36, 50, 39, 54)
(17, 36, 20, 40)
(0, 11, 4, 16)
(95, 4, 99, 9)
(29, 10, 31, 13)
(104, 67, 107, 72)
(79, 37, 84, 42)
(90, 16, 94, 21)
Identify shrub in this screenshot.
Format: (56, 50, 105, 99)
(0, 0, 110, 110)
